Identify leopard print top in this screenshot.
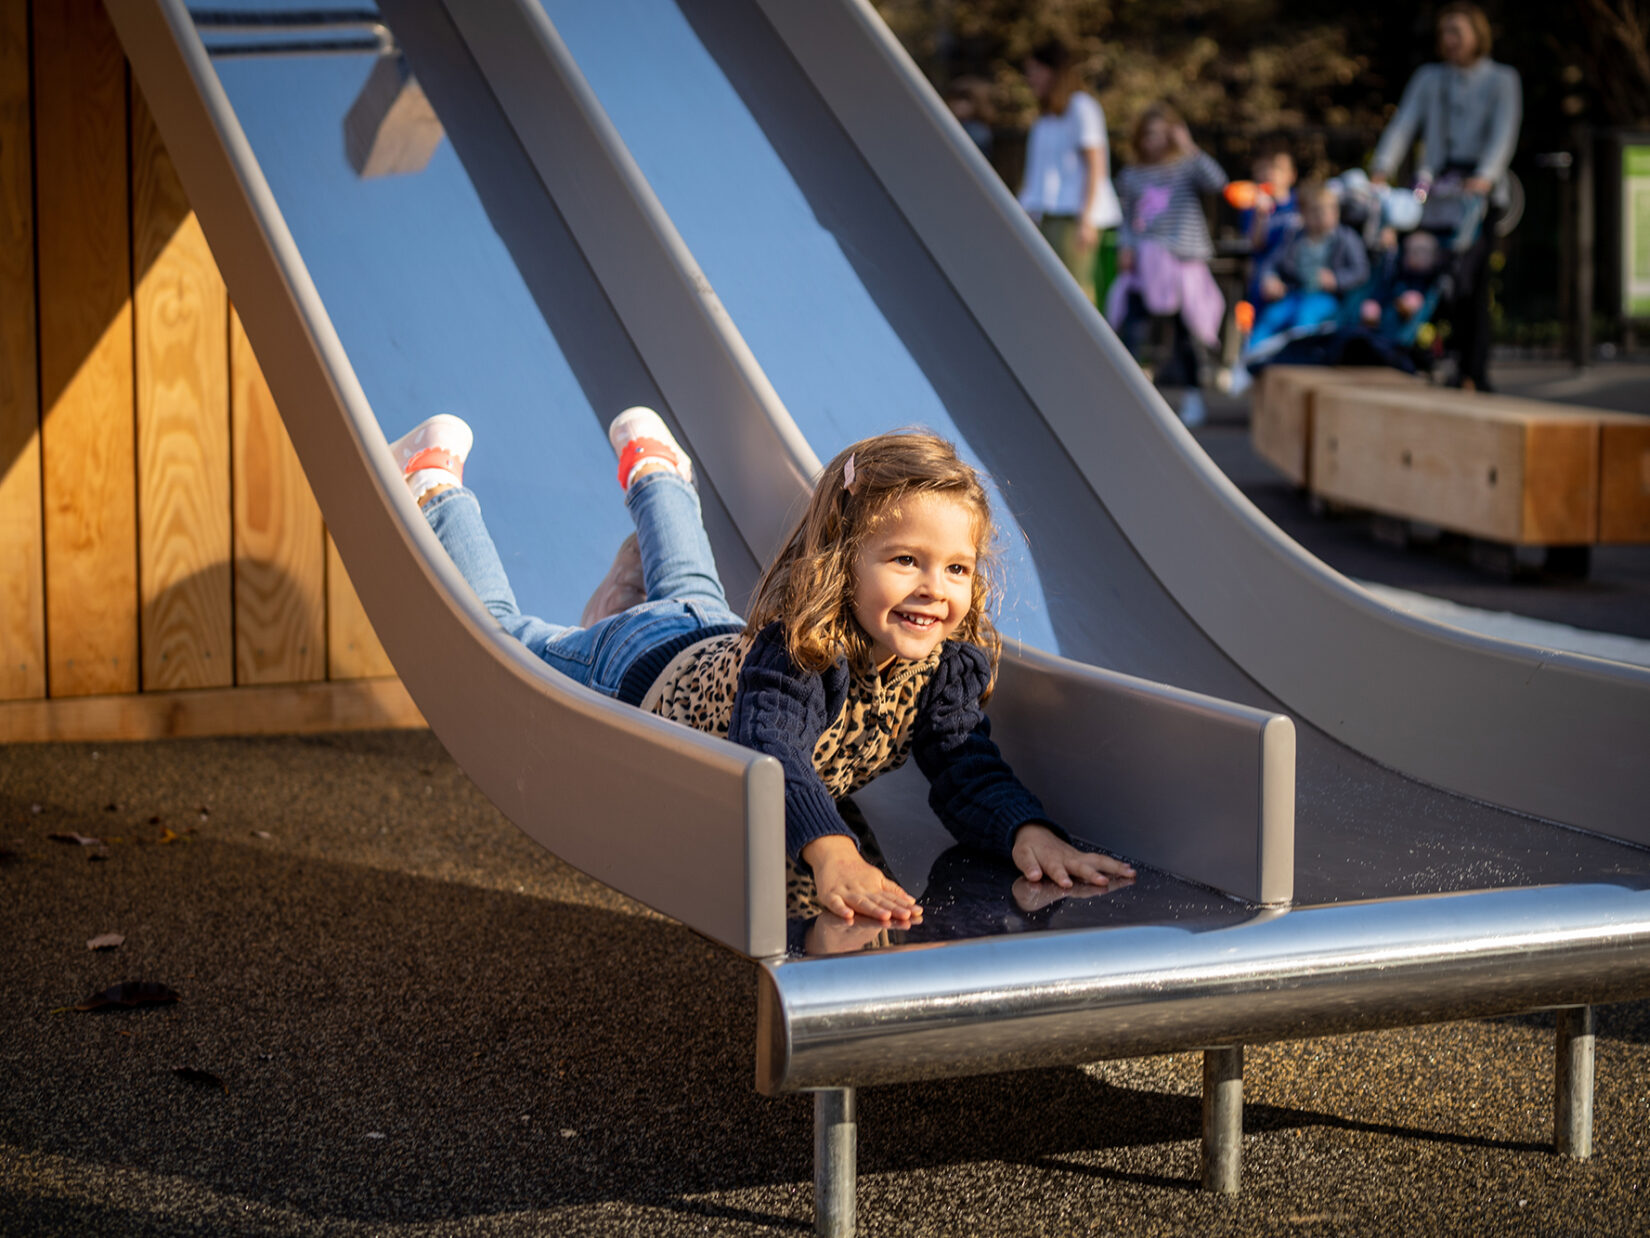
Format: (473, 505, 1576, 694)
(644, 631, 943, 798)
(643, 631, 944, 920)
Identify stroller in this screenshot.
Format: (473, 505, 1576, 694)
(1235, 170, 1489, 380)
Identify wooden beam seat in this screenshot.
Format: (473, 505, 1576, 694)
(1249, 365, 1424, 489)
(1302, 383, 1649, 550)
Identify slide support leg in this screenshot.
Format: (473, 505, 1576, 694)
(1202, 1044, 1244, 1194)
(815, 1087, 857, 1237)
(1555, 1006, 1595, 1160)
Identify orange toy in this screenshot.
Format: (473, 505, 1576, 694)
(1223, 181, 1278, 211)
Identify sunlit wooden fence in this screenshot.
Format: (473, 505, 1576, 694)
(1, 0, 421, 741)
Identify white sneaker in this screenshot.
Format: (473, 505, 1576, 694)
(390, 414, 473, 502)
(608, 406, 693, 491)
(580, 533, 646, 628)
(1178, 390, 1207, 428)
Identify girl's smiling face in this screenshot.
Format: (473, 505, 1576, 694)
(851, 492, 979, 668)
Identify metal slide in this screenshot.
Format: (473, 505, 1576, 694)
(113, 0, 1650, 1225)
(115, 0, 1650, 1131)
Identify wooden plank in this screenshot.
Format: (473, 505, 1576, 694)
(0, 677, 425, 743)
(326, 531, 395, 679)
(34, 0, 138, 698)
(231, 307, 326, 684)
(1310, 386, 1597, 544)
(0, 0, 44, 701)
(1522, 421, 1599, 546)
(132, 86, 233, 691)
(1249, 365, 1421, 488)
(1598, 418, 1650, 544)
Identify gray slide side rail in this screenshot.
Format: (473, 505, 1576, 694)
(754, 0, 1650, 844)
(109, 0, 790, 957)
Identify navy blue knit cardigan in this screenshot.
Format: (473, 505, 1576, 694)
(727, 623, 1057, 860)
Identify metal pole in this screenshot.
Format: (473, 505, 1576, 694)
(1555, 1006, 1596, 1159)
(1201, 1045, 1243, 1194)
(814, 1087, 857, 1237)
(1574, 126, 1595, 369)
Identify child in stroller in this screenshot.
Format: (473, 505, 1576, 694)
(1233, 170, 1487, 382)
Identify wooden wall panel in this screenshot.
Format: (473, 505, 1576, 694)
(132, 88, 233, 690)
(33, 0, 138, 697)
(327, 533, 395, 679)
(0, 0, 44, 701)
(231, 308, 325, 684)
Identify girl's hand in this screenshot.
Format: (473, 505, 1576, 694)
(1317, 268, 1339, 292)
(1260, 273, 1287, 302)
(1171, 122, 1195, 154)
(802, 834, 922, 926)
(1117, 248, 1136, 273)
(805, 915, 892, 956)
(1011, 823, 1135, 889)
(1077, 219, 1099, 251)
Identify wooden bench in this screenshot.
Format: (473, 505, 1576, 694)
(1250, 365, 1424, 489)
(1250, 368, 1650, 570)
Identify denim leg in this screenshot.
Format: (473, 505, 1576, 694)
(624, 471, 735, 613)
(420, 486, 577, 660)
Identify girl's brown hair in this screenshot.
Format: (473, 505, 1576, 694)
(1437, 2, 1492, 60)
(1027, 39, 1082, 117)
(1131, 102, 1183, 163)
(744, 430, 1002, 686)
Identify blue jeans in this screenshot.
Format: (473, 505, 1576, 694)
(421, 471, 744, 699)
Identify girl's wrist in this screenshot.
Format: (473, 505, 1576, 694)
(801, 833, 860, 870)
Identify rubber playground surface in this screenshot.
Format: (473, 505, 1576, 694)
(5, 728, 1650, 1237)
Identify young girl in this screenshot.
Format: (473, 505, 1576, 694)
(1105, 103, 1228, 426)
(392, 407, 1133, 926)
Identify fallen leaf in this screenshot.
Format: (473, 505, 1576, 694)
(147, 815, 162, 825)
(104, 803, 118, 812)
(73, 981, 179, 1012)
(88, 851, 109, 863)
(251, 830, 272, 840)
(156, 828, 180, 845)
(173, 1067, 226, 1093)
(30, 803, 43, 814)
(87, 932, 125, 951)
(49, 833, 101, 847)
(197, 806, 211, 817)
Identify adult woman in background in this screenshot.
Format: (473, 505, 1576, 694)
(1018, 39, 1122, 306)
(1371, 1, 1521, 391)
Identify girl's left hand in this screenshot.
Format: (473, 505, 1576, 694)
(1077, 219, 1099, 250)
(1012, 823, 1135, 888)
(1172, 122, 1195, 154)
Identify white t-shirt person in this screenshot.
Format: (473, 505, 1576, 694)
(1018, 91, 1122, 230)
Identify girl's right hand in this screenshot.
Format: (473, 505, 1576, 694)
(802, 834, 922, 926)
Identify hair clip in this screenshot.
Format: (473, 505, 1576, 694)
(842, 454, 856, 491)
